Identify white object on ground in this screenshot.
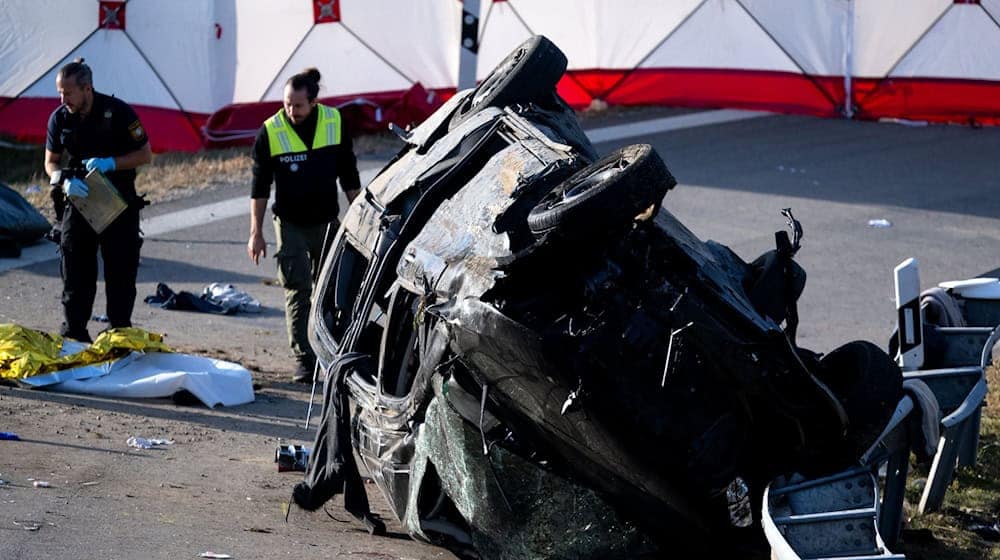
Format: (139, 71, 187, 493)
(868, 218, 892, 228)
(203, 283, 261, 313)
(127, 436, 175, 450)
(199, 553, 233, 559)
(22, 352, 255, 407)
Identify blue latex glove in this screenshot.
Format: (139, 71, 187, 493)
(83, 157, 116, 173)
(63, 177, 89, 198)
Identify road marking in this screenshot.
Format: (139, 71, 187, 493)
(586, 109, 770, 144)
(1, 109, 763, 273)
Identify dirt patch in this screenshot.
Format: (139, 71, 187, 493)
(0, 377, 450, 559)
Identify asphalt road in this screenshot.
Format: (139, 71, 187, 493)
(630, 114, 1000, 353)
(1, 110, 998, 559)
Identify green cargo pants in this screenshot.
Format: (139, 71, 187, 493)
(273, 216, 335, 366)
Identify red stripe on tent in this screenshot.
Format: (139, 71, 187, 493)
(134, 106, 207, 152)
(0, 97, 61, 146)
(586, 68, 845, 117)
(854, 77, 1000, 126)
(0, 98, 205, 153)
(204, 83, 445, 148)
(555, 75, 595, 108)
(564, 70, 630, 102)
(5, 74, 999, 154)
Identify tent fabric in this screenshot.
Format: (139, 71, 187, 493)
(2, 1, 1000, 154)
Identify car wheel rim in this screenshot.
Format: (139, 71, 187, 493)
(472, 47, 526, 109)
(543, 159, 627, 211)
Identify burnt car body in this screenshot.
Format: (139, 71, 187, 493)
(295, 36, 901, 558)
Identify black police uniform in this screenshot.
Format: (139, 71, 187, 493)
(46, 91, 148, 341)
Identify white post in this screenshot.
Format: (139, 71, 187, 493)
(843, 0, 855, 118)
(894, 258, 924, 370)
(457, 0, 481, 91)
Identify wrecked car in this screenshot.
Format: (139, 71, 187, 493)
(294, 36, 903, 558)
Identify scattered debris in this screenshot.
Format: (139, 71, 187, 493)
(879, 117, 929, 127)
(203, 283, 262, 314)
(777, 165, 806, 174)
(127, 436, 175, 450)
(32, 481, 50, 488)
(275, 445, 310, 472)
(13, 520, 40, 531)
(144, 283, 238, 315)
(969, 521, 1000, 542)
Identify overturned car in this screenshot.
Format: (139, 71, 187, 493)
(294, 36, 903, 558)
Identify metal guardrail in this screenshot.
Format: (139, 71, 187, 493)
(763, 265, 999, 559)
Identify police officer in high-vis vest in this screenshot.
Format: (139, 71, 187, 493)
(247, 68, 361, 382)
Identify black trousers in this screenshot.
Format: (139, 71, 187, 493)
(59, 204, 142, 338)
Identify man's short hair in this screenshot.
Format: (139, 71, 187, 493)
(58, 58, 93, 88)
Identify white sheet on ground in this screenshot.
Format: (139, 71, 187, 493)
(23, 351, 254, 408)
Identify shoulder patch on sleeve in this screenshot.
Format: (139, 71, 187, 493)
(128, 120, 147, 142)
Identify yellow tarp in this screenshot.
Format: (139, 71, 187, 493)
(0, 324, 171, 380)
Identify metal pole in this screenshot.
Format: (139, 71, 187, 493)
(457, 0, 481, 90)
(303, 360, 322, 429)
(843, 0, 855, 118)
(304, 218, 338, 429)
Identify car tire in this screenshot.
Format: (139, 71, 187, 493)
(448, 35, 567, 130)
(816, 341, 902, 458)
(527, 144, 675, 239)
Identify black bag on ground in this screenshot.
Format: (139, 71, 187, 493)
(0, 182, 50, 252)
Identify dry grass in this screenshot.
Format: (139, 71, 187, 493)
(136, 147, 252, 202)
(898, 358, 1000, 560)
(987, 360, 1000, 418)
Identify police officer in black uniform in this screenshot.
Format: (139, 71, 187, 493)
(44, 59, 152, 343)
(247, 68, 361, 382)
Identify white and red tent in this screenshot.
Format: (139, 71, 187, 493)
(2, 0, 999, 153)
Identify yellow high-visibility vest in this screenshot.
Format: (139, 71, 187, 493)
(265, 104, 342, 157)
